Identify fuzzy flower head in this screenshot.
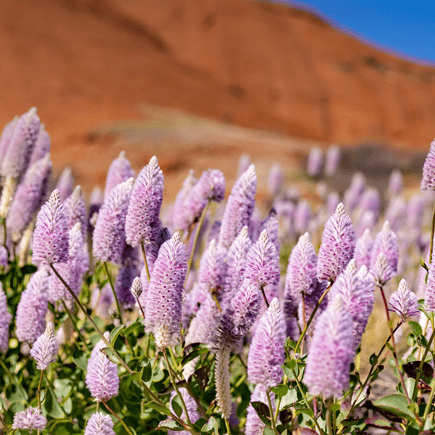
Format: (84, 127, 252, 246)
(85, 412, 115, 435)
(12, 407, 47, 432)
(16, 270, 49, 344)
(425, 261, 435, 312)
(294, 200, 312, 235)
(421, 139, 435, 191)
(0, 116, 19, 165)
(114, 261, 137, 308)
(30, 322, 59, 370)
(325, 145, 341, 177)
(56, 167, 74, 201)
(144, 232, 187, 348)
(125, 156, 164, 248)
(389, 279, 420, 321)
(32, 189, 69, 266)
(304, 296, 355, 398)
(197, 239, 227, 297)
(64, 185, 88, 241)
(218, 164, 257, 249)
(0, 283, 12, 353)
(306, 147, 323, 177)
(105, 151, 135, 198)
(388, 169, 403, 196)
(354, 229, 374, 269)
(372, 253, 394, 286)
(317, 203, 355, 282)
(268, 164, 283, 197)
(285, 232, 318, 302)
(7, 154, 53, 242)
(370, 221, 399, 278)
(85, 332, 119, 402)
(247, 298, 286, 387)
(93, 178, 134, 264)
(344, 172, 366, 214)
(29, 124, 51, 166)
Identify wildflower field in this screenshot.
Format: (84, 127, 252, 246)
(0, 108, 435, 435)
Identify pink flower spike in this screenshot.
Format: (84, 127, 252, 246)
(30, 322, 59, 370)
(389, 279, 420, 321)
(421, 139, 435, 191)
(12, 407, 47, 432)
(85, 412, 115, 435)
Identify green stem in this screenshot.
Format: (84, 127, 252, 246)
(186, 200, 211, 279)
(163, 350, 198, 435)
(224, 417, 232, 435)
(104, 262, 123, 324)
(61, 300, 89, 351)
(294, 282, 332, 355)
(0, 357, 16, 383)
(291, 368, 323, 434)
(103, 401, 134, 435)
(266, 389, 278, 435)
(326, 398, 333, 435)
(429, 202, 435, 265)
(141, 243, 151, 282)
(37, 370, 44, 409)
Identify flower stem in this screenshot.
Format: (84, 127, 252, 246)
(103, 262, 123, 324)
(224, 417, 232, 435)
(186, 200, 211, 279)
(326, 398, 333, 435)
(429, 202, 435, 265)
(37, 370, 44, 409)
(294, 282, 332, 355)
(141, 243, 151, 282)
(103, 401, 134, 435)
(266, 389, 278, 435)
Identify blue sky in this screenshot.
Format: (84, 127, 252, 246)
(284, 1, 435, 65)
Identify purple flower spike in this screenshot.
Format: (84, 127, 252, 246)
(144, 232, 187, 348)
(0, 116, 19, 166)
(85, 412, 115, 435)
(259, 208, 279, 254)
(359, 187, 381, 222)
(64, 185, 88, 241)
(370, 221, 399, 277)
(306, 147, 323, 177)
(237, 154, 251, 178)
(12, 407, 47, 432)
(0, 246, 7, 267)
(317, 203, 355, 282)
(170, 170, 197, 230)
(425, 261, 435, 312)
(56, 167, 74, 201)
(247, 298, 286, 387)
(329, 260, 375, 350)
(93, 178, 134, 264)
(268, 164, 283, 197)
(285, 232, 318, 303)
(389, 279, 420, 321)
(244, 230, 280, 290)
(246, 384, 273, 435)
(1, 107, 40, 179)
(325, 145, 341, 177)
(388, 169, 403, 196)
(32, 189, 69, 266)
(294, 200, 312, 235)
(372, 253, 394, 286)
(85, 332, 119, 402)
(304, 297, 354, 398)
(0, 283, 12, 353)
(219, 165, 257, 250)
(354, 229, 374, 269)
(344, 172, 366, 214)
(29, 124, 51, 166)
(105, 151, 135, 198)
(197, 239, 227, 297)
(30, 322, 59, 370)
(125, 156, 164, 248)
(8, 154, 53, 242)
(89, 186, 104, 222)
(115, 260, 137, 308)
(16, 270, 49, 344)
(327, 191, 340, 217)
(421, 139, 435, 191)
(385, 197, 407, 233)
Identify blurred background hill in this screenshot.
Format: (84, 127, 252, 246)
(1, 0, 434, 196)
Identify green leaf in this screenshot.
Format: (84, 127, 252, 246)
(181, 345, 209, 366)
(271, 384, 288, 398)
(141, 363, 152, 383)
(43, 389, 65, 419)
(280, 388, 298, 409)
(99, 347, 119, 365)
(72, 349, 88, 371)
(201, 416, 219, 435)
(143, 401, 173, 417)
(171, 395, 183, 418)
(110, 325, 125, 346)
(251, 401, 271, 427)
(373, 394, 416, 422)
(264, 428, 275, 435)
(409, 321, 422, 337)
(20, 264, 37, 275)
(369, 353, 378, 366)
(158, 419, 184, 431)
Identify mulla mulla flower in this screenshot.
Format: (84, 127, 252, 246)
(245, 384, 274, 435)
(285, 232, 318, 304)
(354, 228, 373, 269)
(369, 221, 399, 279)
(0, 116, 19, 166)
(56, 167, 74, 201)
(247, 298, 286, 388)
(29, 123, 51, 167)
(93, 178, 134, 265)
(424, 260, 435, 312)
(267, 164, 283, 197)
(32, 189, 69, 266)
(85, 331, 119, 402)
(125, 156, 164, 248)
(105, 150, 135, 198)
(30, 322, 59, 370)
(303, 296, 354, 398)
(317, 203, 355, 282)
(218, 164, 257, 250)
(7, 154, 52, 243)
(84, 412, 115, 435)
(64, 185, 88, 241)
(0, 283, 12, 353)
(420, 139, 435, 191)
(12, 407, 47, 432)
(16, 270, 49, 344)
(144, 232, 187, 348)
(114, 259, 137, 308)
(258, 208, 279, 254)
(389, 279, 420, 321)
